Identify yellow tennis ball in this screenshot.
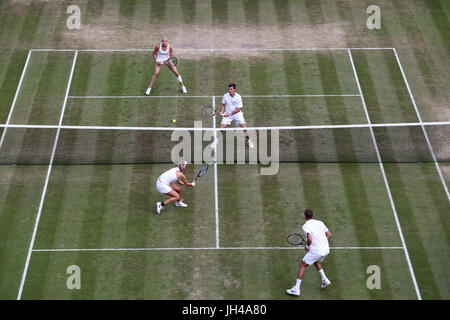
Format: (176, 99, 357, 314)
(172, 119, 176, 123)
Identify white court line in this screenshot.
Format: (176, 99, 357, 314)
(1, 121, 449, 131)
(393, 48, 450, 202)
(67, 94, 361, 99)
(348, 49, 422, 300)
(17, 51, 78, 300)
(0, 50, 32, 150)
(212, 96, 220, 248)
(32, 246, 403, 252)
(30, 47, 394, 52)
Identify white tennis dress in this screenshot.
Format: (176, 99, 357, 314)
(156, 42, 170, 64)
(156, 167, 179, 194)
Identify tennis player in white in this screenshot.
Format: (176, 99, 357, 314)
(156, 161, 195, 214)
(215, 83, 254, 148)
(145, 38, 187, 95)
(287, 209, 332, 296)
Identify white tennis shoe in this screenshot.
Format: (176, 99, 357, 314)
(156, 202, 164, 214)
(182, 86, 187, 94)
(248, 139, 255, 149)
(175, 200, 188, 207)
(321, 279, 331, 288)
(286, 286, 300, 296)
(145, 87, 151, 95)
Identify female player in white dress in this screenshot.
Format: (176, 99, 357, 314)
(155, 161, 195, 214)
(146, 38, 187, 95)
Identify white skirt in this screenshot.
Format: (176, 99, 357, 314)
(156, 179, 172, 194)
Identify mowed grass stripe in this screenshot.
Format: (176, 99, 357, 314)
(319, 51, 391, 296)
(424, 0, 450, 55)
(218, 165, 266, 247)
(350, 52, 425, 162)
(22, 247, 418, 299)
(10, 51, 75, 125)
(0, 165, 49, 299)
(389, 1, 449, 122)
(383, 163, 449, 299)
(338, 164, 393, 299)
(0, 49, 28, 123)
(180, 0, 196, 25)
(281, 51, 311, 126)
(391, 2, 446, 98)
(355, 51, 418, 123)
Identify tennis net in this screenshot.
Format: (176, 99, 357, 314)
(0, 123, 448, 164)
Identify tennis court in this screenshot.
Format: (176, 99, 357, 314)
(0, 0, 449, 301)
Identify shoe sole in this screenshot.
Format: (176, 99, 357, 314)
(286, 290, 300, 296)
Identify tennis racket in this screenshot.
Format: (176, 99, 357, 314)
(287, 233, 307, 246)
(201, 105, 221, 117)
(194, 163, 209, 182)
(165, 56, 178, 67)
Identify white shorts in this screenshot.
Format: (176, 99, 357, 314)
(303, 252, 328, 265)
(221, 112, 246, 126)
(156, 179, 172, 194)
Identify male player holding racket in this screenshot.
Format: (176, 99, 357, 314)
(156, 161, 195, 214)
(287, 209, 332, 296)
(214, 83, 254, 148)
(145, 38, 187, 95)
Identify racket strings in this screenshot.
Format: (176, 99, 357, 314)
(202, 106, 215, 117)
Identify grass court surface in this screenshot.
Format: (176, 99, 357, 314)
(0, 0, 449, 300)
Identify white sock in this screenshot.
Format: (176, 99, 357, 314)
(295, 279, 302, 289)
(177, 75, 183, 83)
(319, 269, 327, 281)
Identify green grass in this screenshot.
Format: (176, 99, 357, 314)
(0, 0, 448, 300)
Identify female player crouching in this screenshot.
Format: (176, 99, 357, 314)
(156, 161, 195, 214)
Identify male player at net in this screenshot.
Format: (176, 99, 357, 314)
(145, 37, 187, 95)
(287, 209, 332, 296)
(214, 83, 254, 149)
(156, 161, 195, 214)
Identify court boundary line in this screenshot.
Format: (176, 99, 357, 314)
(212, 97, 220, 248)
(348, 49, 422, 300)
(16, 51, 79, 300)
(392, 48, 450, 202)
(0, 50, 32, 151)
(31, 246, 404, 252)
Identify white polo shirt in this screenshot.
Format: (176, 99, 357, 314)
(221, 92, 243, 115)
(302, 219, 330, 256)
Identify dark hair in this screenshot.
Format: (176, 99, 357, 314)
(304, 209, 314, 219)
(228, 83, 236, 89)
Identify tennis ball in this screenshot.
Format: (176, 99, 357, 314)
(172, 119, 176, 123)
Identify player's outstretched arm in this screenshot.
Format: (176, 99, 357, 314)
(177, 172, 195, 187)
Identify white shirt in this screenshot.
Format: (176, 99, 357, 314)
(302, 219, 330, 256)
(158, 167, 179, 185)
(156, 43, 170, 63)
(221, 92, 243, 115)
